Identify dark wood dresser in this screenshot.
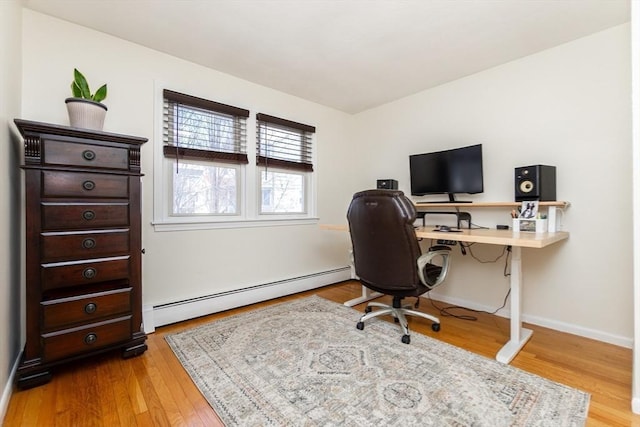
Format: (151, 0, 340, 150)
(14, 119, 148, 389)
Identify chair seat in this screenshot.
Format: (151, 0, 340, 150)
(361, 263, 443, 297)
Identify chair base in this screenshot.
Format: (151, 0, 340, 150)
(356, 298, 440, 344)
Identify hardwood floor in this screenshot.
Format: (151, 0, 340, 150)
(4, 280, 640, 426)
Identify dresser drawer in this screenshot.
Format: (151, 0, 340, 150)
(42, 203, 129, 230)
(41, 257, 130, 291)
(41, 316, 132, 362)
(43, 138, 129, 170)
(41, 288, 132, 331)
(41, 230, 130, 262)
(42, 171, 129, 199)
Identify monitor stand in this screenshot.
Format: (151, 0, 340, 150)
(416, 211, 472, 229)
(421, 193, 473, 203)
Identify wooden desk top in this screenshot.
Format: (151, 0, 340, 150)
(414, 227, 569, 249)
(320, 224, 569, 249)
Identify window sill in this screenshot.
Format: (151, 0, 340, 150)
(151, 217, 320, 232)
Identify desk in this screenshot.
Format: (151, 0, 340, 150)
(324, 224, 569, 364)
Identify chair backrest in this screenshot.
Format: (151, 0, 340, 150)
(347, 189, 422, 293)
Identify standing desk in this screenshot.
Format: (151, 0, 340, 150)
(326, 223, 569, 364)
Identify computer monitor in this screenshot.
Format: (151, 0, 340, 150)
(409, 144, 484, 202)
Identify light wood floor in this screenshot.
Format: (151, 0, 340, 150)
(4, 280, 640, 426)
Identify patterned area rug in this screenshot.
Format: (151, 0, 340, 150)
(166, 295, 589, 426)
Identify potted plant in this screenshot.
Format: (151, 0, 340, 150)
(65, 68, 108, 131)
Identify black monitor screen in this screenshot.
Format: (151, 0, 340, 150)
(409, 144, 483, 200)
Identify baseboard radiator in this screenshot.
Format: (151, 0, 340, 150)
(143, 267, 351, 333)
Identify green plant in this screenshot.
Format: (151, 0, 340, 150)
(70, 68, 107, 103)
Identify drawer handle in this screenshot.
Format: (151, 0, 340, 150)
(82, 210, 95, 221)
(82, 150, 96, 161)
(82, 238, 96, 249)
(82, 267, 96, 280)
(84, 333, 98, 345)
(84, 302, 97, 314)
(82, 180, 96, 191)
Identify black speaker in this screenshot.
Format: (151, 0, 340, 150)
(377, 179, 398, 190)
(515, 165, 556, 202)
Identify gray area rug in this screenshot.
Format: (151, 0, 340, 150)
(166, 295, 589, 426)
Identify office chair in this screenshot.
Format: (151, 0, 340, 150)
(347, 189, 451, 344)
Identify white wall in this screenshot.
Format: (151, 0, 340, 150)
(631, 0, 640, 414)
(15, 4, 633, 357)
(0, 0, 23, 421)
(352, 24, 633, 346)
(20, 10, 354, 313)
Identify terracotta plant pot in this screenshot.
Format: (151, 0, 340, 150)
(65, 97, 107, 131)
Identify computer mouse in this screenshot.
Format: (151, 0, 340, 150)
(439, 225, 451, 232)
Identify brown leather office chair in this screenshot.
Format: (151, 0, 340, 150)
(347, 189, 451, 344)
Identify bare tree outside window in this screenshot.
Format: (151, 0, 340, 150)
(261, 170, 304, 213)
(173, 105, 237, 153)
(173, 162, 237, 214)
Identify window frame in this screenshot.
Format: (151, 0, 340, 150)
(152, 85, 318, 231)
(169, 158, 243, 217)
(257, 166, 310, 217)
(162, 89, 248, 221)
(256, 113, 315, 217)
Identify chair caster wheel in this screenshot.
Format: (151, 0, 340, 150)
(356, 322, 364, 330)
(432, 323, 441, 332)
(401, 335, 410, 344)
(364, 306, 372, 314)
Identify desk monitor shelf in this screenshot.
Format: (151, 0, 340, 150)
(413, 201, 569, 233)
(413, 201, 570, 208)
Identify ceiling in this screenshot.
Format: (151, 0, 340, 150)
(23, 0, 630, 114)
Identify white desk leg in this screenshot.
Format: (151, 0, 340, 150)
(496, 246, 533, 363)
(348, 249, 356, 279)
(343, 248, 383, 306)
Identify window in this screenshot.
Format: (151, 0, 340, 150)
(261, 170, 304, 213)
(163, 90, 249, 216)
(154, 88, 318, 230)
(171, 161, 238, 215)
(256, 113, 315, 215)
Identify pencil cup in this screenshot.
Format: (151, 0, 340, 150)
(513, 218, 548, 233)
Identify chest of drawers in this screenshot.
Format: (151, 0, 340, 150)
(15, 119, 148, 389)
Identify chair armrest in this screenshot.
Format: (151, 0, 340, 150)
(417, 249, 451, 289)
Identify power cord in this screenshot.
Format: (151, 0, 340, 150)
(504, 246, 512, 277)
(469, 222, 490, 230)
(426, 288, 511, 321)
(423, 243, 512, 321)
(460, 242, 510, 269)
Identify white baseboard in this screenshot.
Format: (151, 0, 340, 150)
(142, 304, 155, 334)
(143, 271, 633, 348)
(0, 351, 21, 425)
(633, 396, 640, 414)
(145, 267, 351, 331)
(428, 291, 633, 349)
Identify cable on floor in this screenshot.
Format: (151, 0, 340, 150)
(426, 288, 511, 321)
